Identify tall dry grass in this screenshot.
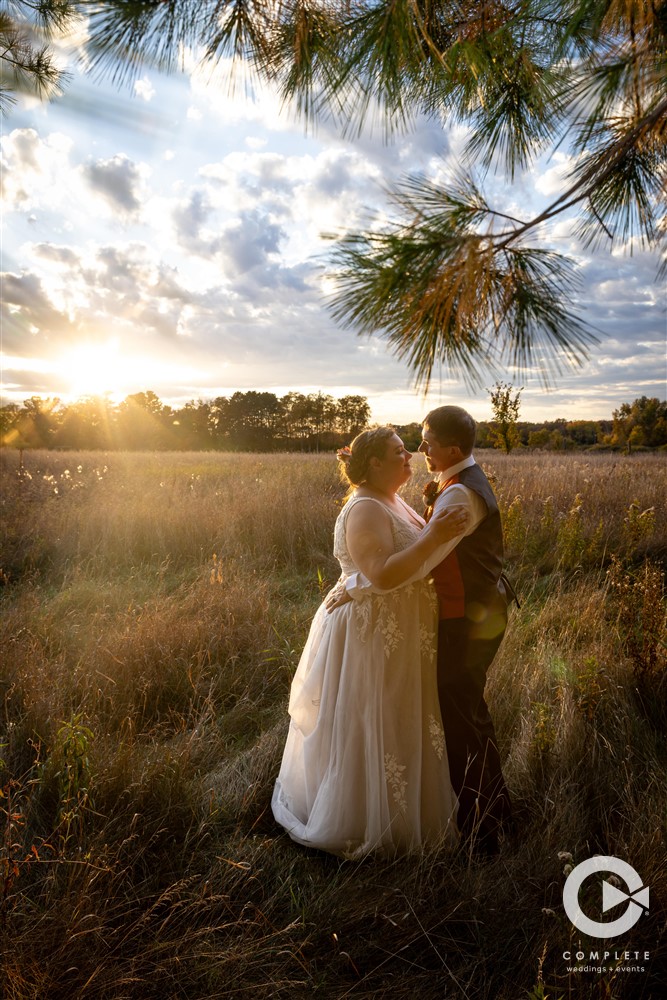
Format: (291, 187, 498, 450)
(1, 448, 666, 999)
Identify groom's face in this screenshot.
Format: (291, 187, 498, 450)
(418, 426, 457, 474)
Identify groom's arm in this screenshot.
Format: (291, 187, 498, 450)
(332, 485, 484, 604)
(417, 484, 485, 576)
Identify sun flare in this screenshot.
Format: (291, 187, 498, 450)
(60, 339, 133, 400)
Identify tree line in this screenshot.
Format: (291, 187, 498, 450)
(0, 391, 372, 452)
(1, 391, 665, 454)
(480, 387, 667, 454)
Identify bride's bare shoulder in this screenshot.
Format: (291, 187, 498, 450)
(344, 496, 391, 531)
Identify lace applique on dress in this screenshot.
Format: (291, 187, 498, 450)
(419, 623, 436, 662)
(354, 599, 371, 642)
(428, 715, 446, 760)
(375, 606, 403, 656)
(384, 753, 408, 812)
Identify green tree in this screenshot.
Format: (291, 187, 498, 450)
(394, 421, 422, 452)
(18, 395, 61, 447)
(208, 395, 232, 446)
(116, 390, 171, 449)
(613, 396, 667, 451)
(0, 402, 21, 446)
(171, 399, 212, 449)
(527, 427, 552, 450)
(488, 380, 522, 454)
(79, 1, 666, 389)
(226, 390, 282, 449)
(335, 394, 371, 439)
(279, 391, 311, 447)
(306, 391, 336, 450)
(52, 395, 115, 449)
(2, 397, 63, 449)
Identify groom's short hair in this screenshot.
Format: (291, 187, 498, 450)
(423, 405, 476, 456)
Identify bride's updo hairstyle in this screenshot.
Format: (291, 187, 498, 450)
(337, 426, 395, 490)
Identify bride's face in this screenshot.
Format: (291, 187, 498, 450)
(376, 433, 413, 489)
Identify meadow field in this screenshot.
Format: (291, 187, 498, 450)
(1, 447, 666, 1000)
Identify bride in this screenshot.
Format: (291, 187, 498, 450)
(271, 426, 466, 859)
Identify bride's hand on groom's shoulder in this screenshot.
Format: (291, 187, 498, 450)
(429, 503, 468, 541)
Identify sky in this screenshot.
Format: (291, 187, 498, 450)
(1, 28, 665, 425)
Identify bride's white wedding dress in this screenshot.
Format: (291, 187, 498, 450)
(271, 496, 457, 859)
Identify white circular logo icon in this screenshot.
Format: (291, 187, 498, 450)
(563, 856, 649, 938)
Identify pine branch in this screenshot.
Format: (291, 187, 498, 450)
(327, 169, 598, 391)
(490, 92, 667, 250)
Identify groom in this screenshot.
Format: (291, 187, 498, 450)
(419, 404, 512, 855)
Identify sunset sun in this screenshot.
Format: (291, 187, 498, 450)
(60, 339, 132, 400)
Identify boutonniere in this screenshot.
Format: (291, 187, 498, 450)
(422, 480, 442, 508)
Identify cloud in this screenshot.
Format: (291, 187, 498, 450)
(134, 77, 156, 102)
(81, 154, 147, 216)
(577, 248, 663, 344)
(533, 152, 576, 197)
(32, 243, 81, 266)
(216, 209, 285, 274)
(1, 128, 73, 210)
(151, 263, 194, 304)
(0, 270, 79, 352)
(3, 128, 42, 170)
(172, 188, 213, 245)
(87, 244, 154, 301)
(138, 300, 183, 339)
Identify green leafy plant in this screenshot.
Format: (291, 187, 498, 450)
(52, 714, 95, 847)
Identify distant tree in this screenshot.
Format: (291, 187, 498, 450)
(307, 391, 336, 451)
(119, 390, 162, 417)
(613, 396, 667, 451)
(52, 396, 115, 449)
(222, 391, 282, 449)
(279, 391, 311, 447)
(14, 396, 61, 448)
(0, 402, 22, 446)
(335, 395, 371, 439)
(172, 399, 212, 450)
(204, 390, 373, 451)
(567, 420, 603, 447)
(474, 421, 492, 449)
(208, 396, 232, 446)
(488, 381, 522, 454)
(117, 391, 171, 449)
(82, 1, 667, 390)
(395, 422, 422, 453)
(527, 427, 552, 450)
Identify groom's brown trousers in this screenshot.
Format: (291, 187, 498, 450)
(437, 607, 511, 852)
